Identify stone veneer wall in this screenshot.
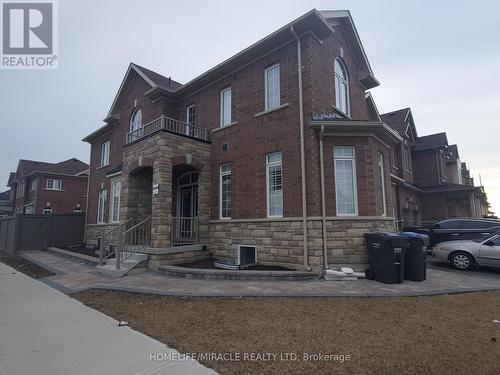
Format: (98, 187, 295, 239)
(121, 131, 211, 249)
(209, 217, 395, 271)
(85, 223, 119, 247)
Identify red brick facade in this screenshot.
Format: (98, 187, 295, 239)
(83, 10, 401, 269)
(9, 160, 88, 215)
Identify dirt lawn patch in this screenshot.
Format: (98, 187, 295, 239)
(0, 251, 55, 278)
(73, 290, 500, 375)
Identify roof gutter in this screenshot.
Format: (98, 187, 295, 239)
(291, 25, 310, 271)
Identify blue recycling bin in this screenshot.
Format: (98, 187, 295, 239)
(399, 232, 429, 281)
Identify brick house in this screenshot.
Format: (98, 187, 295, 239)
(7, 159, 89, 214)
(381, 108, 489, 227)
(83, 9, 409, 273)
(0, 189, 13, 217)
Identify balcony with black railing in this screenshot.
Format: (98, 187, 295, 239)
(126, 115, 209, 145)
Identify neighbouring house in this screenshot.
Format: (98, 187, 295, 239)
(381, 108, 490, 228)
(83, 9, 400, 273)
(0, 189, 13, 217)
(8, 158, 89, 214)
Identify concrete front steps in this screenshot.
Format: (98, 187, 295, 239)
(96, 253, 148, 277)
(158, 264, 319, 281)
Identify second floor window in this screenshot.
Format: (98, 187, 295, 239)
(97, 189, 107, 224)
(403, 144, 412, 172)
(220, 164, 231, 219)
(267, 152, 283, 217)
(265, 64, 280, 110)
(30, 178, 37, 191)
(186, 104, 196, 136)
(16, 182, 25, 199)
(220, 87, 232, 127)
(334, 58, 350, 116)
(100, 141, 110, 167)
(46, 179, 62, 190)
(186, 105, 196, 126)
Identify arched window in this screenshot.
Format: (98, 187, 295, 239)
(129, 108, 142, 142)
(334, 58, 349, 115)
(130, 108, 142, 133)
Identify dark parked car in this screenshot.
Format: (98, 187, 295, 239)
(417, 218, 500, 248)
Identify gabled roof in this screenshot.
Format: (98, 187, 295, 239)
(11, 158, 89, 182)
(105, 63, 181, 121)
(380, 108, 418, 142)
(0, 190, 11, 201)
(414, 132, 448, 151)
(319, 10, 379, 89)
(447, 144, 460, 162)
(7, 172, 16, 186)
(133, 64, 182, 91)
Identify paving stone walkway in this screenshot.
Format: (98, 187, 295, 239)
(21, 250, 500, 298)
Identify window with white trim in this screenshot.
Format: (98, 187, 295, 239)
(334, 58, 350, 116)
(129, 108, 142, 141)
(403, 142, 412, 172)
(16, 182, 25, 199)
(186, 104, 196, 136)
(220, 87, 232, 126)
(186, 104, 196, 126)
(266, 152, 283, 217)
(265, 64, 280, 110)
(46, 179, 62, 190)
(100, 141, 110, 167)
(220, 164, 231, 219)
(377, 152, 387, 216)
(30, 178, 37, 191)
(110, 180, 121, 223)
(334, 147, 358, 215)
(97, 189, 107, 224)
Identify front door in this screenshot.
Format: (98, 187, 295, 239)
(180, 185, 198, 218)
(176, 181, 198, 243)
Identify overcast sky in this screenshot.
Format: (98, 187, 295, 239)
(1, 0, 499, 213)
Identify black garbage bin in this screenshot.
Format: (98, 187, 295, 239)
(364, 232, 409, 284)
(399, 232, 429, 281)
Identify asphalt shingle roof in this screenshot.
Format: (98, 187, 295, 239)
(414, 132, 448, 151)
(133, 64, 183, 91)
(380, 108, 410, 136)
(0, 190, 11, 200)
(16, 158, 89, 178)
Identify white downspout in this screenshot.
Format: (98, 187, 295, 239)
(319, 125, 328, 269)
(290, 26, 310, 271)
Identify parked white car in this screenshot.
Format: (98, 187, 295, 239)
(432, 233, 500, 270)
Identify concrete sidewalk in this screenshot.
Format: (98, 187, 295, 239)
(0, 262, 217, 375)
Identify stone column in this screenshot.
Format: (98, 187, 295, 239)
(197, 161, 211, 244)
(151, 156, 172, 248)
